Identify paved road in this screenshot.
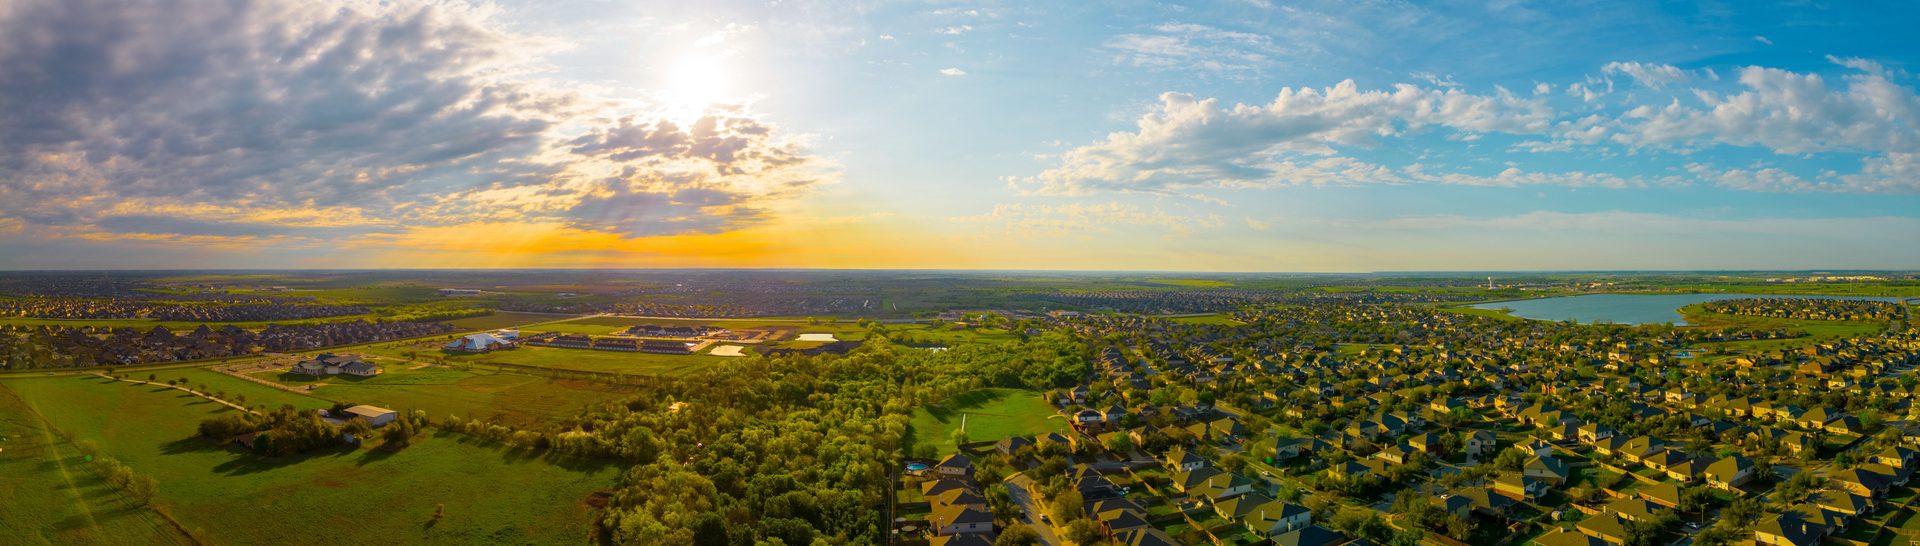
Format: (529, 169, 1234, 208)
(1006, 474, 1064, 546)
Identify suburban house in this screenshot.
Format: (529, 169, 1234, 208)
(930, 503, 993, 536)
(1242, 501, 1313, 537)
(290, 353, 381, 376)
(1755, 512, 1825, 546)
(1704, 455, 1755, 490)
(935, 454, 975, 478)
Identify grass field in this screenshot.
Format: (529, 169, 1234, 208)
(1147, 279, 1235, 287)
(163, 369, 332, 411)
(0, 315, 381, 331)
(0, 385, 194, 546)
(1, 376, 618, 546)
(1435, 306, 1525, 322)
(442, 312, 577, 330)
(517, 323, 630, 336)
(244, 365, 633, 426)
(906, 388, 1064, 456)
(1167, 314, 1244, 326)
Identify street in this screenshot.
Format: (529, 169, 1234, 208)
(1006, 474, 1065, 546)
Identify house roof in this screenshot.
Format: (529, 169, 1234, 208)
(1117, 528, 1185, 546)
(344, 405, 396, 418)
(1755, 513, 1825, 546)
(929, 535, 995, 546)
(936, 454, 973, 469)
(1534, 528, 1609, 546)
(1273, 525, 1346, 546)
(930, 504, 993, 526)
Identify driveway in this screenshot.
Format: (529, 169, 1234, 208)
(1005, 474, 1065, 546)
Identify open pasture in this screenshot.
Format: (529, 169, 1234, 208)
(906, 388, 1063, 456)
(1, 376, 618, 546)
(246, 364, 633, 426)
(0, 385, 194, 546)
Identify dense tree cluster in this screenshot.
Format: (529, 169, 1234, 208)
(1701, 298, 1905, 322)
(574, 333, 1094, 545)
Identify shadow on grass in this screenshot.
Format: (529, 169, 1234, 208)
(160, 436, 224, 455)
(355, 447, 398, 466)
(922, 389, 1013, 423)
(209, 444, 358, 476)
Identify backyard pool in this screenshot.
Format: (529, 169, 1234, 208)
(906, 463, 928, 471)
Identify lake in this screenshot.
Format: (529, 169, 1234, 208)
(1470, 293, 1914, 326)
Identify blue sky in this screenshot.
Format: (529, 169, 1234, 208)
(0, 0, 1916, 270)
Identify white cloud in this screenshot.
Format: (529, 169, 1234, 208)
(0, 0, 825, 241)
(1601, 62, 1693, 89)
(1105, 23, 1275, 76)
(1245, 217, 1270, 229)
(1020, 81, 1557, 194)
(1374, 210, 1920, 238)
(936, 25, 973, 34)
(940, 68, 966, 76)
(694, 23, 753, 47)
(1754, 35, 1773, 45)
(1614, 65, 1920, 157)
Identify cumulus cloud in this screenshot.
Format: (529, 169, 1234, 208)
(1601, 62, 1694, 89)
(940, 68, 967, 76)
(1018, 81, 1557, 194)
(0, 0, 824, 243)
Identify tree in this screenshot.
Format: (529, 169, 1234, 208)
(995, 525, 1040, 546)
(1104, 433, 1133, 455)
(343, 419, 374, 443)
(951, 428, 970, 447)
(1049, 489, 1085, 523)
(252, 431, 275, 455)
(986, 484, 1022, 524)
(1064, 519, 1103, 546)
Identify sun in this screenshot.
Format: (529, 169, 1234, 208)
(665, 54, 733, 108)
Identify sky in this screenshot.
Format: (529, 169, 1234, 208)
(1, 0, 1918, 272)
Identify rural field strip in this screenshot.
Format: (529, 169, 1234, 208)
(91, 373, 259, 415)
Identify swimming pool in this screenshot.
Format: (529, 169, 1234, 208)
(906, 463, 928, 471)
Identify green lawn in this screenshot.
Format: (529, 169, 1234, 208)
(1168, 314, 1245, 326)
(517, 323, 631, 336)
(243, 365, 633, 427)
(1148, 279, 1235, 287)
(0, 386, 194, 546)
(163, 369, 332, 411)
(442, 312, 579, 330)
(1, 376, 618, 546)
(907, 388, 1065, 456)
(1436, 306, 1525, 322)
(361, 344, 727, 378)
(0, 315, 381, 332)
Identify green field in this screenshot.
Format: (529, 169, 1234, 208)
(0, 386, 194, 546)
(440, 347, 728, 377)
(1147, 279, 1235, 287)
(1, 376, 618, 546)
(442, 312, 577, 330)
(151, 369, 333, 411)
(244, 364, 634, 426)
(1435, 306, 1526, 322)
(517, 323, 631, 336)
(0, 315, 381, 331)
(1167, 314, 1245, 326)
(906, 388, 1064, 456)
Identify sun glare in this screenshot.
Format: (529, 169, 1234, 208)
(665, 54, 732, 108)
